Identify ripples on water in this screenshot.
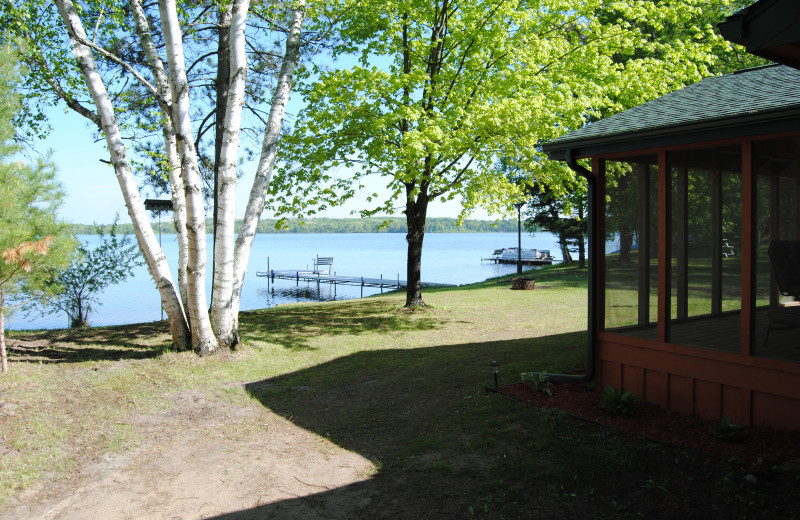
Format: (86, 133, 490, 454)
(9, 231, 561, 330)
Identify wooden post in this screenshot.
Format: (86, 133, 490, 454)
(658, 150, 670, 343)
(637, 162, 651, 326)
(712, 170, 723, 315)
(676, 166, 689, 321)
(741, 140, 754, 356)
(769, 174, 780, 305)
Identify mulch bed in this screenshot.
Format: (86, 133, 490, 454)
(499, 380, 800, 465)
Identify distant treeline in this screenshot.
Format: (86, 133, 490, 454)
(67, 217, 528, 235)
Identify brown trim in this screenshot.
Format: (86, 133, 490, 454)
(741, 139, 754, 356)
(586, 129, 800, 161)
(637, 162, 651, 325)
(594, 157, 606, 333)
(675, 165, 689, 321)
(658, 150, 669, 342)
(769, 175, 780, 305)
(711, 169, 723, 315)
(596, 330, 800, 375)
(544, 109, 800, 161)
(597, 340, 800, 400)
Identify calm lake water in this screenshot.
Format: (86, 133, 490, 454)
(8, 231, 561, 330)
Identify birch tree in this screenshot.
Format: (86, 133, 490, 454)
(2, 0, 320, 352)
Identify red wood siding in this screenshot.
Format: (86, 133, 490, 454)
(596, 336, 800, 429)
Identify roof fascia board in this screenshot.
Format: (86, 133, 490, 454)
(543, 107, 800, 160)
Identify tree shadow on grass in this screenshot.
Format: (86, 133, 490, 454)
(212, 333, 605, 519)
(238, 298, 449, 351)
(5, 321, 170, 364)
(198, 329, 794, 519)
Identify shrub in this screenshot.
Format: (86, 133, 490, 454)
(600, 385, 642, 416)
(521, 372, 552, 396)
(710, 415, 748, 441)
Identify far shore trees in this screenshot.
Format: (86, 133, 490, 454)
(270, 0, 747, 308)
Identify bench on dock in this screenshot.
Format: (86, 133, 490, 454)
(313, 256, 333, 275)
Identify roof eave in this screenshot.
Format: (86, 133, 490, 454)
(543, 106, 800, 161)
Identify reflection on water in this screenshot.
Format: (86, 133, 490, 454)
(255, 277, 391, 306)
(256, 284, 340, 304)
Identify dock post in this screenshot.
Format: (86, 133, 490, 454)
(361, 277, 364, 298)
(380, 274, 383, 293)
(267, 257, 270, 289)
(296, 271, 299, 286)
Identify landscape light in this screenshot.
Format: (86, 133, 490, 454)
(490, 360, 500, 389)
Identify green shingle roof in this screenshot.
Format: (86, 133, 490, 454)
(543, 64, 800, 160)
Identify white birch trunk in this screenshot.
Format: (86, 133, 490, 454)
(129, 0, 191, 325)
(230, 3, 306, 328)
(158, 0, 217, 355)
(55, 0, 190, 349)
(210, 0, 250, 348)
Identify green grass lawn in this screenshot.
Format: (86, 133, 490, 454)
(0, 264, 795, 518)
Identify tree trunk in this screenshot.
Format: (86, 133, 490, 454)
(230, 2, 306, 334)
(211, 3, 232, 308)
(619, 231, 633, 265)
(405, 189, 429, 308)
(55, 0, 190, 350)
(129, 0, 191, 334)
(1, 290, 7, 373)
(159, 0, 217, 355)
(210, 0, 249, 349)
(559, 236, 573, 264)
(578, 234, 586, 269)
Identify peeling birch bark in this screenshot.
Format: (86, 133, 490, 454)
(129, 0, 191, 328)
(54, 0, 189, 350)
(231, 3, 306, 329)
(210, 0, 250, 348)
(158, 0, 217, 355)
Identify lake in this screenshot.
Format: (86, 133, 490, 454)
(7, 231, 561, 330)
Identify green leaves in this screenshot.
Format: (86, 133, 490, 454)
(0, 45, 75, 314)
(45, 215, 143, 328)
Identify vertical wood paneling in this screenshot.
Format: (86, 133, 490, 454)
(645, 369, 669, 409)
(752, 392, 800, 429)
(722, 385, 750, 425)
(622, 365, 645, 396)
(694, 380, 722, 421)
(668, 374, 694, 415)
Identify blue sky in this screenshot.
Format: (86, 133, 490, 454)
(38, 109, 487, 225)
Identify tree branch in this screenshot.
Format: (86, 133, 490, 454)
(70, 34, 163, 102)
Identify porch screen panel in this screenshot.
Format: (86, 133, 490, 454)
(667, 147, 741, 352)
(603, 157, 658, 339)
(753, 137, 800, 363)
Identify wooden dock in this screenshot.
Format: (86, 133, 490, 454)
(255, 269, 453, 296)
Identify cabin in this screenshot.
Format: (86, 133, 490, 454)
(541, 0, 800, 430)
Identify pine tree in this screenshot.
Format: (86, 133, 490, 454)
(0, 44, 75, 373)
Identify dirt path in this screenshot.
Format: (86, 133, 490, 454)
(1, 391, 375, 520)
